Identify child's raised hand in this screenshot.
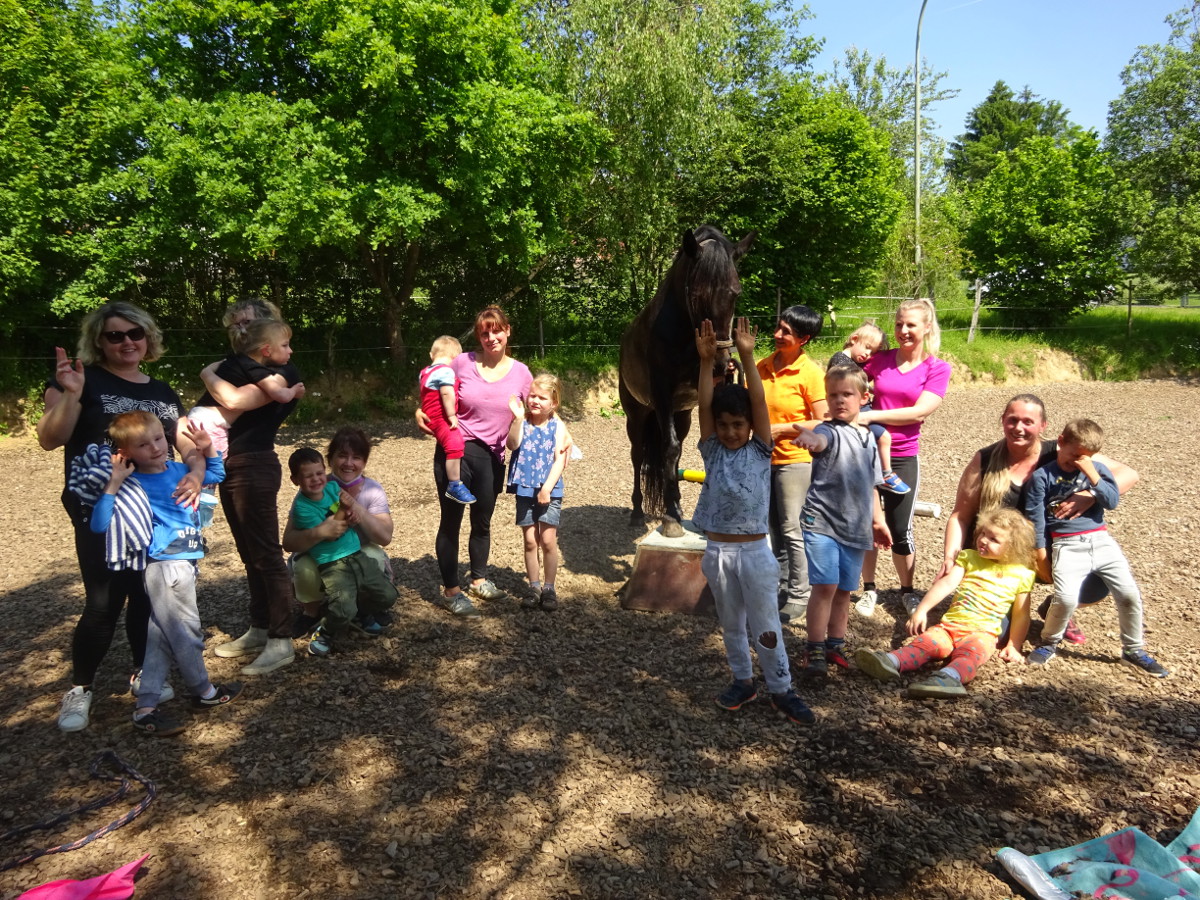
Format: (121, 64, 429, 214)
(508, 394, 525, 419)
(732, 316, 757, 357)
(183, 418, 212, 453)
(694, 319, 717, 361)
(107, 451, 135, 491)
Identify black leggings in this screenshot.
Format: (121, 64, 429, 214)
(434, 440, 504, 590)
(879, 455, 920, 557)
(63, 491, 150, 686)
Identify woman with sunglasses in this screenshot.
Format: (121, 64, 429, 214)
(38, 301, 204, 733)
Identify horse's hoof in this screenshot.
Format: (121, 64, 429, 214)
(661, 520, 685, 539)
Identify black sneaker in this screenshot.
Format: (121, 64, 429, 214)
(804, 646, 828, 679)
(715, 681, 758, 711)
(1122, 649, 1169, 678)
(133, 709, 187, 736)
(521, 585, 542, 609)
(539, 585, 559, 611)
(770, 690, 816, 724)
(191, 682, 244, 710)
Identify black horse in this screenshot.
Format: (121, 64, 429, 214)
(618, 225, 755, 538)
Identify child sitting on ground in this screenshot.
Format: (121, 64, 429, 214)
(287, 448, 398, 657)
(420, 336, 477, 506)
(1023, 419, 1168, 677)
(826, 322, 908, 496)
(856, 507, 1035, 698)
(792, 365, 892, 678)
(507, 373, 572, 611)
(91, 411, 242, 735)
(188, 317, 306, 459)
(693, 316, 814, 725)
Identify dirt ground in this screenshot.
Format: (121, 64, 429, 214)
(2, 379, 1199, 899)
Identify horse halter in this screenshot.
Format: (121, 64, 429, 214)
(685, 239, 736, 348)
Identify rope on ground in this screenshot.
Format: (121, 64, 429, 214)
(0, 750, 156, 872)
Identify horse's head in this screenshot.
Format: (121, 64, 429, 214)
(678, 226, 756, 347)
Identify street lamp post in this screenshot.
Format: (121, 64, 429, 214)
(914, 0, 929, 270)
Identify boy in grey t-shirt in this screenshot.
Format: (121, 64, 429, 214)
(693, 318, 814, 725)
(794, 365, 891, 678)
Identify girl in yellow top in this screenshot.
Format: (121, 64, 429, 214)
(855, 508, 1035, 699)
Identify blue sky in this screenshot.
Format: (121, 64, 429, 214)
(806, 0, 1184, 142)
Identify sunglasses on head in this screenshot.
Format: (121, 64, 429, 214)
(102, 326, 146, 345)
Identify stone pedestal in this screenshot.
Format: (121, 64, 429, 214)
(620, 521, 715, 618)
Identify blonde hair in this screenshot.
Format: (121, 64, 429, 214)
(77, 302, 165, 366)
(844, 321, 887, 353)
(234, 318, 291, 357)
(979, 394, 1048, 513)
(1061, 418, 1104, 453)
(896, 297, 941, 357)
(825, 364, 868, 395)
(430, 335, 462, 360)
(107, 410, 162, 449)
(529, 372, 562, 409)
(975, 507, 1035, 568)
(222, 298, 281, 340)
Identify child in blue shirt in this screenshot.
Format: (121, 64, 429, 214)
(288, 448, 398, 657)
(92, 411, 242, 736)
(693, 317, 814, 725)
(1023, 418, 1167, 677)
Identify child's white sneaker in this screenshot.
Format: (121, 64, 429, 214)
(854, 590, 878, 617)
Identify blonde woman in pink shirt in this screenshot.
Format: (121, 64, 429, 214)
(855, 298, 951, 619)
(416, 306, 532, 618)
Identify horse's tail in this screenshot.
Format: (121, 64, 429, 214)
(640, 414, 668, 519)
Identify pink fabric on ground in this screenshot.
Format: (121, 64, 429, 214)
(18, 854, 149, 900)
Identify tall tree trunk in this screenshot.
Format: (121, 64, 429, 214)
(361, 240, 420, 366)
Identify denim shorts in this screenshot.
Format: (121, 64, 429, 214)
(803, 530, 866, 590)
(515, 495, 562, 528)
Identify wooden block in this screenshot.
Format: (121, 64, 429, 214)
(620, 522, 715, 618)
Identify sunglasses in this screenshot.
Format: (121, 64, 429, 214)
(102, 326, 147, 345)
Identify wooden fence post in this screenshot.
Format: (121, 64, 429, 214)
(968, 279, 982, 343)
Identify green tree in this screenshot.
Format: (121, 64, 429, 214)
(1106, 5, 1200, 293)
(947, 80, 1078, 185)
(100, 0, 604, 361)
(962, 134, 1135, 326)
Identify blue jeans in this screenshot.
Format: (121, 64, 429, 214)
(702, 538, 792, 694)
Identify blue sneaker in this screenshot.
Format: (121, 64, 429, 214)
(715, 681, 758, 711)
(880, 471, 911, 494)
(770, 690, 816, 724)
(1121, 649, 1169, 678)
(444, 480, 477, 505)
(308, 627, 332, 657)
(355, 615, 384, 636)
(1026, 645, 1057, 667)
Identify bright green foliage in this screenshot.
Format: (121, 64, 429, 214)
(962, 134, 1134, 326)
(1107, 6, 1200, 293)
(947, 80, 1079, 185)
(714, 81, 905, 311)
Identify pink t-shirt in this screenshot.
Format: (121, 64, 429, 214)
(452, 351, 533, 460)
(863, 349, 951, 457)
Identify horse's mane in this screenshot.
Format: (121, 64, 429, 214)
(676, 226, 738, 322)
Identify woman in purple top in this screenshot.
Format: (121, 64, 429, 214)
(417, 306, 532, 617)
(858, 298, 952, 616)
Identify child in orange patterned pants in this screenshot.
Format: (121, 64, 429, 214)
(856, 508, 1036, 699)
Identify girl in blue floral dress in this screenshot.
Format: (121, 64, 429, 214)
(506, 374, 571, 610)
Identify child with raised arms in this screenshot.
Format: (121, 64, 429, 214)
(91, 411, 242, 735)
(693, 317, 814, 725)
(793, 364, 892, 678)
(856, 507, 1035, 698)
(506, 373, 572, 610)
(420, 336, 477, 506)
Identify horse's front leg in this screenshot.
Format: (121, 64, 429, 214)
(656, 402, 686, 538)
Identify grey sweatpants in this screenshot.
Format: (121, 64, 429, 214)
(1043, 531, 1144, 652)
(138, 559, 213, 707)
